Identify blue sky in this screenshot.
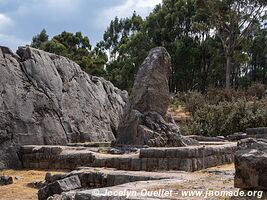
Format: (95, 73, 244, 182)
(0, 0, 161, 51)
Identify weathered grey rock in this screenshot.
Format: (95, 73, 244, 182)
(27, 180, 46, 189)
(227, 129, 267, 141)
(115, 47, 197, 147)
(0, 175, 13, 185)
(0, 46, 127, 168)
(226, 132, 247, 141)
(128, 48, 171, 117)
(45, 172, 67, 183)
(235, 138, 267, 190)
(186, 135, 226, 142)
(246, 127, 267, 135)
(38, 175, 81, 200)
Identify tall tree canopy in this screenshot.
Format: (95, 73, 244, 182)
(194, 0, 267, 88)
(99, 0, 266, 92)
(31, 0, 267, 92)
(31, 30, 107, 76)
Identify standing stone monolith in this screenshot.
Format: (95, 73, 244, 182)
(115, 47, 197, 147)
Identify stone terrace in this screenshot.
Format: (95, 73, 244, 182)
(20, 142, 237, 172)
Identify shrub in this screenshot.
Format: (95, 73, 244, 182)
(184, 91, 205, 114)
(247, 82, 266, 99)
(206, 88, 246, 104)
(184, 98, 267, 136)
(170, 92, 186, 109)
(170, 86, 267, 137)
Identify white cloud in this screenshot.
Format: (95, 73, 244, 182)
(45, 0, 80, 10)
(96, 0, 161, 29)
(0, 13, 13, 32)
(16, 0, 81, 19)
(0, 33, 29, 51)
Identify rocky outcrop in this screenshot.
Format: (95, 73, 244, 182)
(234, 138, 267, 190)
(246, 127, 267, 135)
(37, 168, 166, 200)
(0, 175, 13, 185)
(115, 47, 197, 147)
(38, 175, 81, 200)
(0, 46, 127, 169)
(227, 128, 267, 141)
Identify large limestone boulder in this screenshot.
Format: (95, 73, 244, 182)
(115, 47, 197, 147)
(0, 46, 127, 168)
(38, 175, 81, 200)
(235, 138, 267, 190)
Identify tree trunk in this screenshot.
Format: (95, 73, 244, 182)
(226, 55, 231, 89)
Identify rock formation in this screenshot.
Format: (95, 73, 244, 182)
(235, 138, 267, 190)
(0, 175, 13, 185)
(115, 47, 197, 147)
(0, 46, 127, 169)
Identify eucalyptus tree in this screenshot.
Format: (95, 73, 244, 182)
(195, 0, 267, 88)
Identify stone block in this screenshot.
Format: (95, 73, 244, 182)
(179, 159, 193, 172)
(51, 147, 63, 155)
(106, 174, 115, 186)
(92, 158, 106, 168)
(141, 158, 147, 171)
(80, 172, 95, 187)
(112, 158, 120, 169)
(80, 153, 93, 165)
(39, 162, 49, 169)
(153, 149, 166, 158)
(139, 148, 155, 158)
(235, 139, 267, 190)
(29, 162, 39, 169)
(175, 148, 189, 159)
(168, 158, 180, 170)
(42, 147, 51, 155)
(113, 175, 131, 185)
(118, 158, 131, 170)
(130, 158, 141, 171)
(146, 158, 158, 171)
(158, 158, 168, 170)
(20, 146, 35, 154)
(38, 175, 81, 200)
(246, 127, 267, 135)
(165, 149, 176, 158)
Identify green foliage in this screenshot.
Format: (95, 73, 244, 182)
(99, 12, 152, 91)
(177, 87, 267, 136)
(99, 0, 267, 92)
(184, 91, 206, 114)
(31, 29, 49, 48)
(30, 0, 267, 93)
(247, 82, 266, 99)
(31, 30, 107, 77)
(185, 98, 267, 136)
(170, 93, 187, 109)
(247, 28, 267, 85)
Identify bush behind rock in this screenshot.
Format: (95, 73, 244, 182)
(183, 98, 267, 136)
(172, 84, 267, 136)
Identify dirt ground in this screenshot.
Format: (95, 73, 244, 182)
(0, 165, 237, 200)
(0, 170, 66, 200)
(168, 106, 191, 122)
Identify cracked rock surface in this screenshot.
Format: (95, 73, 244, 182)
(0, 46, 127, 169)
(115, 47, 197, 147)
(234, 138, 267, 190)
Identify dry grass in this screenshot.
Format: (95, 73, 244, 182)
(0, 170, 65, 200)
(0, 165, 247, 200)
(168, 106, 191, 122)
